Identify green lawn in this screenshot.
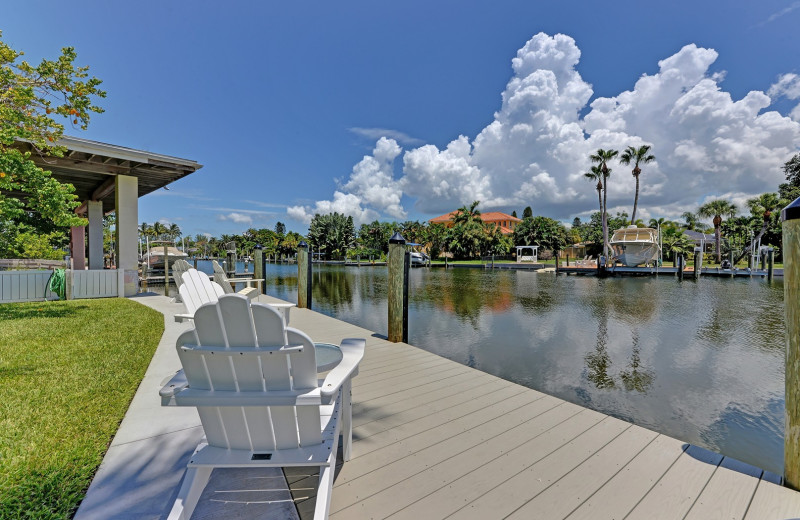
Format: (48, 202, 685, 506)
(0, 298, 164, 519)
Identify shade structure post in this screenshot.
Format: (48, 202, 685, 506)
(163, 244, 170, 297)
(388, 232, 407, 343)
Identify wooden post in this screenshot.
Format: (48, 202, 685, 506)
(768, 247, 775, 281)
(693, 248, 701, 281)
(388, 232, 407, 343)
(254, 245, 264, 293)
(730, 250, 735, 278)
(297, 242, 311, 309)
(677, 255, 684, 280)
(193, 258, 198, 269)
(163, 244, 170, 297)
(782, 198, 800, 489)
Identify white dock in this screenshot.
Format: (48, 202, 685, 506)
(76, 294, 800, 519)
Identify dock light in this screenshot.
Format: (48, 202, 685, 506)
(254, 244, 262, 250)
(389, 232, 406, 244)
(298, 241, 308, 248)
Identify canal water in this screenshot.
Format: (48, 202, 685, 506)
(240, 263, 786, 474)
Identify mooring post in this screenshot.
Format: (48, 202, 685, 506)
(730, 250, 736, 278)
(193, 258, 198, 269)
(163, 244, 170, 297)
(388, 232, 407, 343)
(677, 255, 684, 280)
(768, 248, 775, 281)
(254, 244, 264, 293)
(694, 247, 701, 281)
(783, 198, 800, 489)
(297, 242, 311, 309)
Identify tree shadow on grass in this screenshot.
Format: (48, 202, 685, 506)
(0, 303, 85, 320)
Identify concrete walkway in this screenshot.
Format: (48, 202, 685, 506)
(76, 293, 800, 519)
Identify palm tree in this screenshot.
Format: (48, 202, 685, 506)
(452, 201, 481, 225)
(590, 148, 619, 258)
(681, 211, 700, 231)
(584, 165, 604, 218)
(168, 223, 182, 243)
(735, 192, 785, 263)
(698, 199, 737, 263)
(619, 145, 655, 226)
(152, 221, 168, 241)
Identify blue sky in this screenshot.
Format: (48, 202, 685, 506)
(4, 0, 800, 237)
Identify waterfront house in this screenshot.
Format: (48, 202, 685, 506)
(429, 210, 521, 234)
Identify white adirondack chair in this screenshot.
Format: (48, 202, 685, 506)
(170, 259, 193, 303)
(175, 268, 293, 324)
(212, 259, 261, 300)
(160, 294, 365, 520)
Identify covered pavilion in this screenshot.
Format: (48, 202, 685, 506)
(12, 136, 202, 295)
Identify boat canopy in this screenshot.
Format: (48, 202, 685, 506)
(610, 227, 658, 243)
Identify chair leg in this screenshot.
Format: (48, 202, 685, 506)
(167, 466, 212, 520)
(342, 379, 353, 461)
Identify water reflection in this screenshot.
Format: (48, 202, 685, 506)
(262, 264, 785, 474)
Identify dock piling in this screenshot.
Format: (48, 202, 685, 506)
(297, 242, 311, 309)
(782, 198, 800, 489)
(254, 245, 264, 293)
(163, 244, 170, 297)
(768, 248, 775, 281)
(388, 232, 408, 343)
(677, 255, 684, 280)
(693, 248, 701, 281)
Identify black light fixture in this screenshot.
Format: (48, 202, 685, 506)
(389, 232, 406, 244)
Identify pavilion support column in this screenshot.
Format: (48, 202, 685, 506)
(87, 200, 104, 270)
(70, 225, 86, 270)
(115, 175, 138, 296)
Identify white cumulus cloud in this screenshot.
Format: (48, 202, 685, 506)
(219, 212, 253, 225)
(289, 33, 800, 226)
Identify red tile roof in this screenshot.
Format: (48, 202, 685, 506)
(429, 211, 520, 235)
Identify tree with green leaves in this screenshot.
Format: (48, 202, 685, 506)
(661, 230, 695, 266)
(522, 206, 533, 219)
(513, 216, 568, 253)
(590, 148, 619, 258)
(0, 32, 105, 258)
(698, 199, 737, 263)
(779, 153, 800, 203)
(619, 145, 655, 225)
(584, 164, 604, 217)
(307, 212, 355, 259)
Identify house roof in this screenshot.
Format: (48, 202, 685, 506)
(429, 210, 521, 224)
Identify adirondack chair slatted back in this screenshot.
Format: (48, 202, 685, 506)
(171, 259, 192, 290)
(179, 269, 225, 315)
(211, 260, 234, 294)
(177, 295, 320, 451)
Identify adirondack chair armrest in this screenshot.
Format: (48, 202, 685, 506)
(162, 386, 323, 407)
(320, 338, 365, 403)
(159, 370, 189, 399)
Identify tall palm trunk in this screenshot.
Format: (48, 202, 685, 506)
(602, 174, 609, 258)
(631, 171, 640, 225)
(714, 225, 721, 263)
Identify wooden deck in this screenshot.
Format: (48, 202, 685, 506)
(273, 296, 800, 520)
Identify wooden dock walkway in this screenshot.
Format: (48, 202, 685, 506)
(278, 296, 800, 520)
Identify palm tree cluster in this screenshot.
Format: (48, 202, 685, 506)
(139, 221, 182, 242)
(585, 145, 655, 259)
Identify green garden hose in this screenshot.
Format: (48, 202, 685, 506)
(47, 268, 66, 300)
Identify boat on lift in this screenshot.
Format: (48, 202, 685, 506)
(610, 226, 660, 267)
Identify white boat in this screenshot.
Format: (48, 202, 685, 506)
(142, 246, 188, 270)
(610, 226, 660, 267)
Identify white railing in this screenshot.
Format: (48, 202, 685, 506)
(72, 269, 124, 299)
(0, 269, 124, 303)
(0, 270, 58, 303)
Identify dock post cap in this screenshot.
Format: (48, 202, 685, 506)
(389, 232, 406, 244)
(254, 243, 263, 250)
(298, 241, 308, 249)
(781, 196, 800, 222)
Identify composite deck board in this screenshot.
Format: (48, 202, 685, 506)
(624, 444, 724, 520)
(350, 383, 531, 454)
(564, 434, 687, 520)
(340, 391, 559, 486)
(249, 298, 800, 520)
